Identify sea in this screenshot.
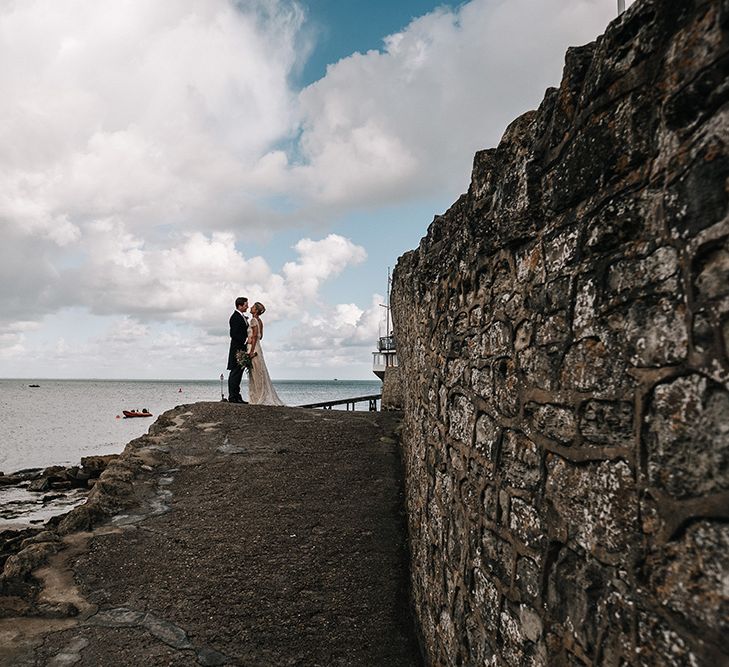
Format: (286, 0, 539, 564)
(0, 378, 382, 527)
(0, 378, 382, 474)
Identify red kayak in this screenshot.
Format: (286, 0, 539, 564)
(122, 410, 153, 418)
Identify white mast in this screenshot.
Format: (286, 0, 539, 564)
(379, 267, 392, 338)
(386, 267, 391, 337)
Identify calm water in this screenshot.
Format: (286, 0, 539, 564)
(0, 378, 382, 473)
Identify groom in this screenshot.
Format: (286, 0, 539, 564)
(227, 296, 249, 404)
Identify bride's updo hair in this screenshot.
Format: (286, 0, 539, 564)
(253, 302, 266, 315)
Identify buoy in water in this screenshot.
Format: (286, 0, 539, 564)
(178, 388, 182, 392)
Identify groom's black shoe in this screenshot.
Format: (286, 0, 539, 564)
(229, 396, 248, 404)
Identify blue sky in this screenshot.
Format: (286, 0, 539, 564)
(297, 0, 454, 85)
(0, 0, 628, 380)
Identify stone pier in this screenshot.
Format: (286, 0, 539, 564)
(0, 403, 421, 666)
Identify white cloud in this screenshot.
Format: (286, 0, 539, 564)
(0, 0, 625, 377)
(57, 229, 366, 328)
(263, 0, 620, 209)
(282, 235, 367, 299)
(0, 0, 302, 242)
(279, 293, 385, 354)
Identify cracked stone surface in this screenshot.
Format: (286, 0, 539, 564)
(1, 403, 420, 666)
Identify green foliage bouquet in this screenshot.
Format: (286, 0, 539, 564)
(236, 349, 254, 374)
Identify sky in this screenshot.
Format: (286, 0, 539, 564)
(0, 0, 633, 380)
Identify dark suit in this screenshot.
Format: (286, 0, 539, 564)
(227, 310, 249, 401)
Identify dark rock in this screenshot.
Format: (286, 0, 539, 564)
(19, 532, 59, 549)
(2, 542, 60, 581)
(50, 481, 72, 491)
(80, 454, 120, 477)
(40, 466, 65, 479)
(9, 468, 42, 480)
(27, 477, 52, 493)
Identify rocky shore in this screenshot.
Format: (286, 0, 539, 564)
(0, 456, 120, 528)
(0, 402, 420, 666)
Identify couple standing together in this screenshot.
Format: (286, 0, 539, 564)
(226, 296, 284, 406)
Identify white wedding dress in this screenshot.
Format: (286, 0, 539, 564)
(247, 318, 285, 406)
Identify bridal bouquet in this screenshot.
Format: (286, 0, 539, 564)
(236, 349, 254, 374)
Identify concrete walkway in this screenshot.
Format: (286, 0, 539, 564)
(0, 403, 421, 666)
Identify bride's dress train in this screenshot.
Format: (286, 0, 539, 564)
(247, 320, 284, 406)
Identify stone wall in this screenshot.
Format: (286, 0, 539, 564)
(391, 1, 729, 664)
(382, 367, 404, 410)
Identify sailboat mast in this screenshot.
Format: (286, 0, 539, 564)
(386, 267, 391, 337)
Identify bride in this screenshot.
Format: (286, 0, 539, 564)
(246, 302, 285, 406)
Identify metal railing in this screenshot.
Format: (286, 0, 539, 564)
(378, 335, 396, 352)
(299, 394, 382, 411)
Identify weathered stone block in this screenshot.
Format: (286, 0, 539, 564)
(545, 457, 636, 554)
(500, 430, 542, 492)
(525, 403, 577, 445)
(519, 346, 560, 392)
(474, 412, 499, 460)
(536, 311, 570, 347)
(543, 275, 573, 314)
(499, 606, 529, 666)
(510, 498, 544, 549)
(636, 611, 703, 667)
(584, 194, 646, 254)
(546, 548, 633, 660)
(578, 400, 634, 447)
(514, 319, 533, 351)
(544, 227, 580, 274)
(471, 366, 493, 399)
(693, 237, 729, 301)
(472, 565, 501, 629)
(515, 556, 541, 601)
(665, 141, 729, 238)
(647, 521, 729, 645)
(607, 246, 680, 297)
(561, 338, 621, 392)
(516, 241, 546, 285)
(482, 485, 498, 522)
(448, 394, 475, 445)
(482, 320, 512, 357)
(573, 275, 599, 339)
(454, 311, 469, 335)
(644, 373, 729, 498)
(481, 528, 514, 585)
(493, 358, 519, 417)
(618, 297, 689, 367)
(444, 358, 469, 389)
(692, 311, 714, 353)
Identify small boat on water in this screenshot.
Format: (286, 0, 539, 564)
(122, 409, 153, 418)
(28, 384, 40, 388)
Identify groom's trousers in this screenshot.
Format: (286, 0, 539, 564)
(228, 365, 244, 401)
